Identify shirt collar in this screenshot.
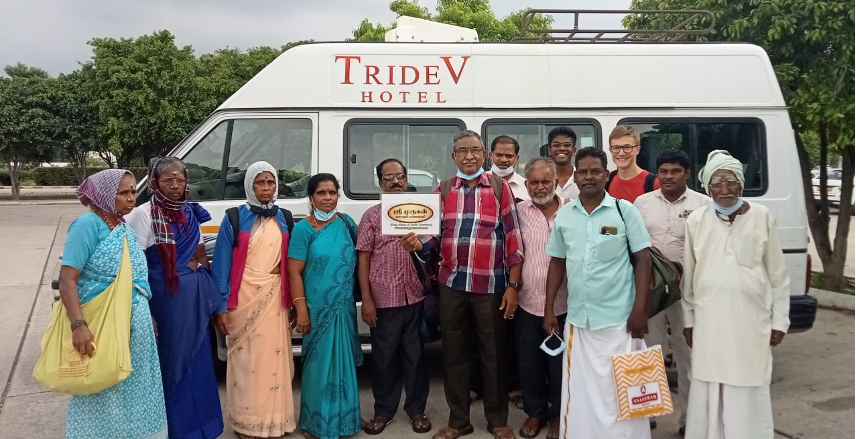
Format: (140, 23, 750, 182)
(571, 191, 615, 214)
(654, 188, 689, 204)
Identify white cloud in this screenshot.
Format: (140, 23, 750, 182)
(0, 0, 629, 74)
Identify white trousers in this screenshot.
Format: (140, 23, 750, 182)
(685, 379, 774, 439)
(645, 300, 691, 426)
(560, 322, 650, 439)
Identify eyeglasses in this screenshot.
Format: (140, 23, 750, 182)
(380, 173, 407, 181)
(708, 180, 741, 190)
(159, 178, 187, 187)
(609, 144, 639, 154)
(454, 148, 484, 157)
(549, 142, 575, 149)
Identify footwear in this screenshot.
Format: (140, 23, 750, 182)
(433, 425, 474, 439)
(509, 392, 524, 410)
(679, 425, 686, 436)
(364, 415, 393, 435)
(409, 414, 432, 434)
(649, 418, 657, 429)
(518, 417, 545, 438)
(488, 425, 517, 439)
(301, 432, 319, 439)
(546, 421, 559, 439)
(469, 390, 482, 403)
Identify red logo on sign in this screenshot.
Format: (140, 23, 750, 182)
(632, 393, 659, 405)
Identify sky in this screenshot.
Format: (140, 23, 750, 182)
(0, 0, 631, 75)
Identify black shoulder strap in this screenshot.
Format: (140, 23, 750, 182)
(226, 207, 240, 248)
(606, 170, 617, 191)
(614, 199, 634, 258)
(644, 172, 657, 193)
(338, 212, 357, 246)
(281, 208, 294, 233)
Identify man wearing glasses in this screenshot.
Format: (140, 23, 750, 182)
(546, 127, 580, 200)
(606, 125, 660, 203)
(404, 130, 524, 439)
(357, 158, 431, 435)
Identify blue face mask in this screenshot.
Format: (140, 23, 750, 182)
(313, 207, 337, 222)
(713, 198, 744, 216)
(456, 167, 485, 181)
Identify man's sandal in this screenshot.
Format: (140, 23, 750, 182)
(364, 416, 392, 435)
(546, 421, 560, 439)
(488, 425, 518, 439)
(518, 417, 545, 439)
(432, 424, 474, 439)
(409, 414, 432, 434)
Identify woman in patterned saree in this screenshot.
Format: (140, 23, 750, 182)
(287, 173, 364, 439)
(212, 161, 296, 439)
(126, 157, 224, 439)
(58, 169, 168, 439)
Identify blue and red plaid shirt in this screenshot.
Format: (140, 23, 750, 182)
(418, 173, 524, 294)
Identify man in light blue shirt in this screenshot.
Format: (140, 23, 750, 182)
(542, 147, 652, 439)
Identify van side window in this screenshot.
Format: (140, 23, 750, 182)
(621, 119, 767, 196)
(225, 118, 313, 199)
(183, 121, 229, 201)
(482, 120, 600, 173)
(346, 120, 464, 199)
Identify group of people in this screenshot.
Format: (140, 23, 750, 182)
(56, 123, 790, 439)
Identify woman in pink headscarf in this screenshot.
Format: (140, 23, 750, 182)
(58, 169, 168, 439)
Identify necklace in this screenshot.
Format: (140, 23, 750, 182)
(94, 210, 117, 229)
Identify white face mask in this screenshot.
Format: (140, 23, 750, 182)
(490, 163, 515, 177)
(539, 331, 567, 357)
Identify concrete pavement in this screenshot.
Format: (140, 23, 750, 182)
(0, 203, 853, 438)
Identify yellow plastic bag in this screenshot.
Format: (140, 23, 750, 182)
(611, 343, 674, 420)
(33, 237, 134, 395)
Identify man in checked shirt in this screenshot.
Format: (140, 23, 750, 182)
(404, 130, 524, 439)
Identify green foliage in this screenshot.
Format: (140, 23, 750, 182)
(350, 0, 553, 42)
(28, 167, 147, 186)
(0, 168, 33, 186)
(51, 65, 101, 184)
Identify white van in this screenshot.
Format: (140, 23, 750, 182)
(149, 17, 814, 355)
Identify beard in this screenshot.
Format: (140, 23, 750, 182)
(532, 191, 554, 206)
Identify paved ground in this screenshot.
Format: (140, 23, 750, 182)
(0, 204, 853, 439)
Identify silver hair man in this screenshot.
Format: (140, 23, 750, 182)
(524, 157, 558, 206)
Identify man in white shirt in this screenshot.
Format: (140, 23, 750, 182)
(634, 150, 710, 436)
(490, 135, 529, 201)
(545, 127, 579, 200)
(683, 150, 790, 438)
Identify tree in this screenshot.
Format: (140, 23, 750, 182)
(351, 0, 553, 42)
(0, 64, 58, 200)
(88, 30, 200, 167)
(50, 64, 100, 183)
(625, 0, 855, 292)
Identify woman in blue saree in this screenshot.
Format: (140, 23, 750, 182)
(287, 173, 364, 439)
(59, 169, 168, 439)
(127, 158, 224, 439)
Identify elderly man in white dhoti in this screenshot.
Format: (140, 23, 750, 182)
(682, 150, 790, 439)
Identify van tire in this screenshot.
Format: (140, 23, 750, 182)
(788, 295, 818, 333)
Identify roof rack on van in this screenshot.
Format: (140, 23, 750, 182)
(515, 9, 715, 43)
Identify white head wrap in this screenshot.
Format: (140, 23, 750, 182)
(244, 161, 279, 209)
(698, 150, 745, 194)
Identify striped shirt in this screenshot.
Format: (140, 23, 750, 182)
(419, 173, 524, 294)
(517, 197, 568, 317)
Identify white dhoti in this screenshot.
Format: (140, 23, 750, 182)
(560, 322, 650, 439)
(685, 378, 773, 439)
(645, 300, 692, 426)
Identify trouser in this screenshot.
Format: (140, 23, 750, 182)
(645, 300, 692, 426)
(369, 302, 429, 419)
(685, 379, 773, 439)
(470, 317, 519, 394)
(439, 285, 508, 429)
(516, 308, 565, 422)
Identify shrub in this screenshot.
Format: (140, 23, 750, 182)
(0, 169, 34, 186)
(29, 167, 148, 186)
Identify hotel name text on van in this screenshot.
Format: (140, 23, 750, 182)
(335, 55, 471, 104)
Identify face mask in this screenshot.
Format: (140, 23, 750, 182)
(539, 331, 567, 357)
(490, 163, 515, 177)
(456, 167, 485, 181)
(313, 207, 337, 221)
(713, 198, 744, 216)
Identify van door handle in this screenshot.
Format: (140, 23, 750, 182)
(350, 154, 357, 164)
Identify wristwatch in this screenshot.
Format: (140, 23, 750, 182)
(507, 282, 520, 290)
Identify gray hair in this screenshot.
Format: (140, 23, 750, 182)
(453, 130, 483, 150)
(153, 157, 186, 178)
(524, 157, 557, 179)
